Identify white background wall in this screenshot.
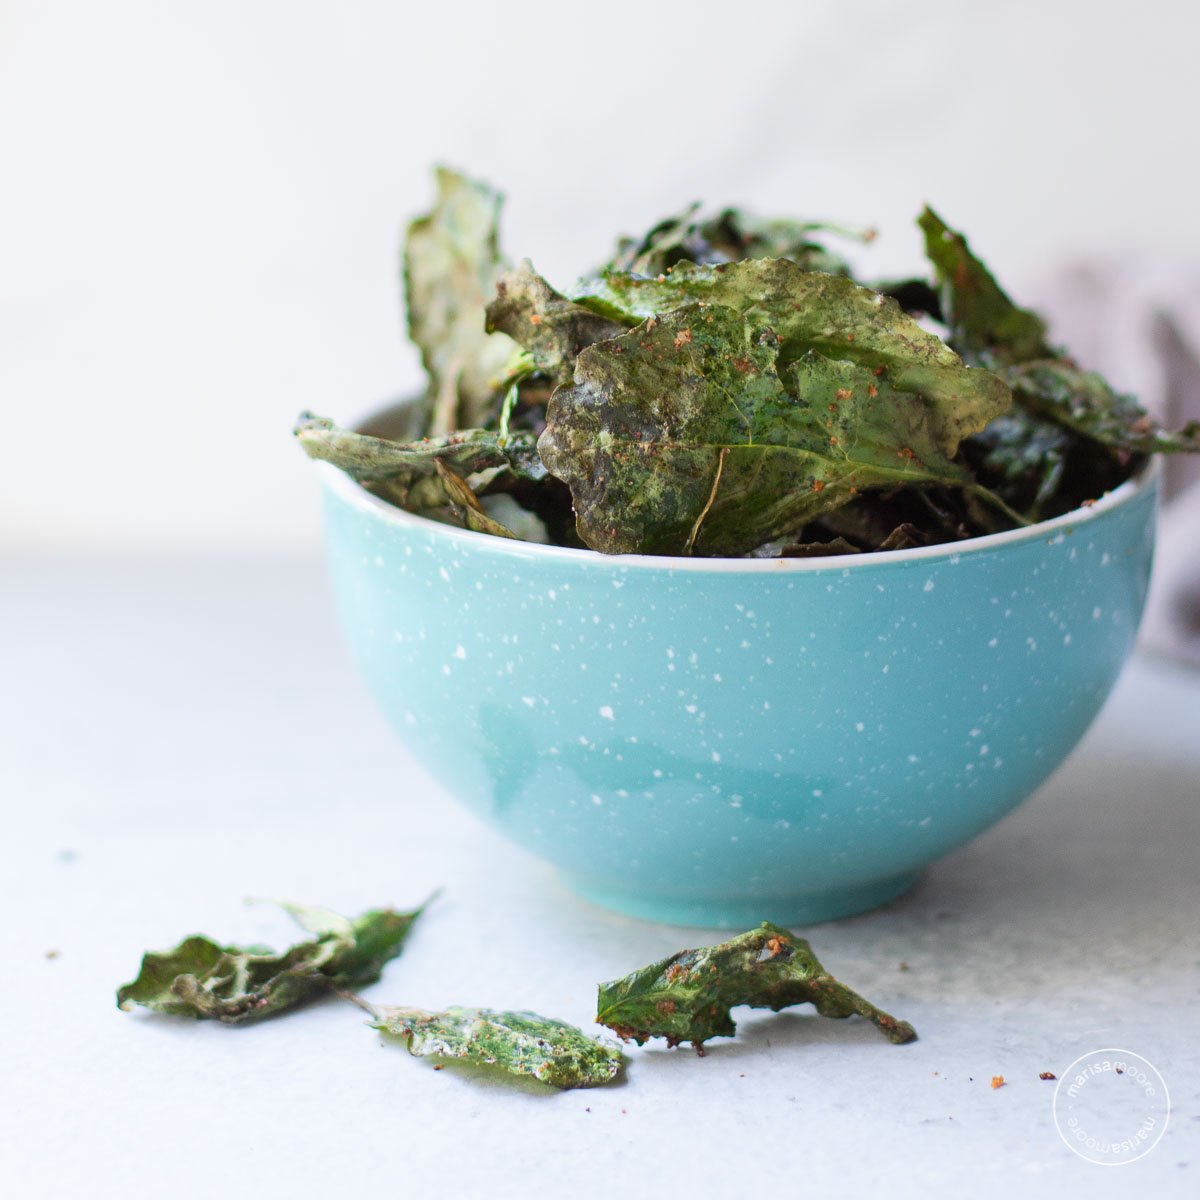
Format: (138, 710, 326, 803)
(4, 0, 1198, 550)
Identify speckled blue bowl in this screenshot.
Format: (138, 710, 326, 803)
(317, 421, 1157, 927)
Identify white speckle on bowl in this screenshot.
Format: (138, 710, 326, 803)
(812, 788, 824, 797)
(1093, 606, 1103, 620)
(855, 722, 865, 732)
(438, 567, 451, 583)
(599, 705, 614, 720)
(711, 751, 721, 763)
(923, 578, 935, 592)
(591, 794, 603, 806)
(453, 644, 466, 660)
(521, 696, 536, 708)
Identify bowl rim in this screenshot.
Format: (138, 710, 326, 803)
(319, 418, 1160, 574)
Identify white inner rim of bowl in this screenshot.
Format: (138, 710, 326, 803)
(319, 440, 1160, 574)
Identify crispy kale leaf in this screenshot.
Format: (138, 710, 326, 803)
(918, 205, 1051, 365)
(294, 412, 542, 484)
(371, 1005, 623, 1089)
(538, 258, 1013, 555)
(1008, 361, 1200, 455)
(293, 410, 545, 512)
(596, 922, 916, 1050)
(599, 203, 871, 279)
(117, 902, 427, 1024)
(921, 207, 1200, 463)
(295, 412, 578, 542)
(540, 305, 992, 556)
(562, 257, 1010, 449)
(485, 261, 628, 382)
(404, 167, 519, 434)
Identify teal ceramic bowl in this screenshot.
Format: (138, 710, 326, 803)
(318, 412, 1157, 927)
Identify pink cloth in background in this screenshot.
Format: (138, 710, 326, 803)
(1028, 264, 1200, 667)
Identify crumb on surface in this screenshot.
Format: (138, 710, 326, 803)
(1039, 1071, 1057, 1081)
(991, 1075, 1006, 1089)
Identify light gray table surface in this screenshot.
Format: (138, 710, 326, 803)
(2, 552, 1197, 1198)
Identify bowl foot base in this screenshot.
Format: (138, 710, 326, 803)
(562, 870, 922, 929)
